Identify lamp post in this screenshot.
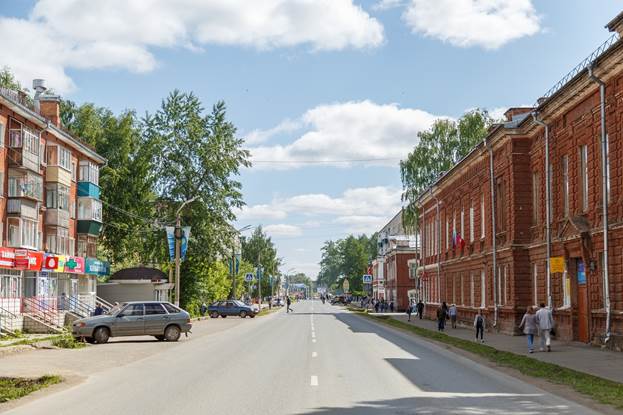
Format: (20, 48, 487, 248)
(174, 196, 198, 306)
(231, 225, 251, 300)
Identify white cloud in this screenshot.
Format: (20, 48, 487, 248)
(0, 0, 384, 93)
(488, 107, 508, 122)
(235, 204, 287, 221)
(250, 100, 443, 169)
(263, 224, 303, 237)
(403, 0, 540, 49)
(333, 215, 391, 233)
(245, 119, 302, 145)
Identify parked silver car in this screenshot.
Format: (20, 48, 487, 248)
(72, 301, 192, 344)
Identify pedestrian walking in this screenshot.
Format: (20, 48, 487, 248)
(389, 301, 394, 313)
(416, 300, 424, 319)
(474, 309, 485, 343)
(200, 302, 207, 317)
(449, 304, 457, 328)
(519, 306, 538, 353)
(535, 303, 554, 352)
(436, 302, 448, 332)
(374, 300, 380, 313)
(286, 296, 294, 313)
(406, 302, 413, 321)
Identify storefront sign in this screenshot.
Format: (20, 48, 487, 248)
(85, 258, 110, 276)
(0, 247, 15, 268)
(549, 256, 565, 274)
(14, 249, 29, 269)
(43, 254, 66, 272)
(27, 251, 43, 271)
(64, 256, 85, 273)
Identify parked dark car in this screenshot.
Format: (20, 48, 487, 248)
(72, 301, 192, 344)
(208, 300, 257, 318)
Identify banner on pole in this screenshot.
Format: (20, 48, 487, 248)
(165, 227, 175, 261)
(181, 226, 191, 260)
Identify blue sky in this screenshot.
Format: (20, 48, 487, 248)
(1, 0, 622, 277)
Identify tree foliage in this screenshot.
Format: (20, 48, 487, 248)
(317, 234, 377, 293)
(400, 109, 493, 229)
(241, 226, 282, 298)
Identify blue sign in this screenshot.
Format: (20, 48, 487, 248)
(180, 226, 191, 260)
(362, 274, 373, 284)
(85, 258, 110, 276)
(165, 227, 175, 261)
(577, 261, 586, 285)
(245, 273, 254, 282)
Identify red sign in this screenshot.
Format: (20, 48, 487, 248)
(14, 249, 29, 269)
(0, 248, 15, 268)
(44, 255, 60, 270)
(64, 256, 85, 274)
(27, 251, 44, 271)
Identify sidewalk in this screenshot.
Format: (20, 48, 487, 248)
(372, 312, 623, 384)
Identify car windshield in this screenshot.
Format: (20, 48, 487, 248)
(233, 301, 246, 307)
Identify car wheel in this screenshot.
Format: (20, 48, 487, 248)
(210, 312, 219, 318)
(250, 314, 256, 318)
(93, 327, 110, 344)
(239, 311, 247, 318)
(154, 335, 165, 341)
(220, 315, 227, 318)
(164, 325, 181, 342)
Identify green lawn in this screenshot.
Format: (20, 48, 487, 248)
(354, 311, 623, 410)
(0, 376, 62, 403)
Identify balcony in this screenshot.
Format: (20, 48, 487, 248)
(77, 198, 102, 236)
(8, 148, 39, 173)
(7, 199, 38, 219)
(45, 208, 70, 228)
(46, 166, 72, 187)
(77, 182, 100, 199)
(8, 171, 43, 201)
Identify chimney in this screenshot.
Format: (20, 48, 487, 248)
(39, 96, 61, 127)
(32, 79, 61, 127)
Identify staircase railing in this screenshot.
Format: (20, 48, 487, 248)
(22, 297, 62, 330)
(0, 305, 18, 336)
(63, 295, 95, 318)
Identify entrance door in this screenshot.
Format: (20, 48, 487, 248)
(576, 260, 589, 343)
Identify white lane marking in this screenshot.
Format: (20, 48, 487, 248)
(311, 331, 316, 338)
(312, 351, 318, 358)
(310, 375, 319, 386)
(312, 339, 317, 343)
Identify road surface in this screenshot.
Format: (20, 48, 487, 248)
(4, 300, 601, 414)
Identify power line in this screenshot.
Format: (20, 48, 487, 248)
(251, 157, 400, 164)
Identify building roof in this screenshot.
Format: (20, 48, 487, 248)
(0, 88, 106, 165)
(110, 267, 168, 281)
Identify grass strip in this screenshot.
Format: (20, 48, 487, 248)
(354, 310, 623, 410)
(0, 375, 62, 403)
(257, 307, 280, 317)
(0, 335, 61, 348)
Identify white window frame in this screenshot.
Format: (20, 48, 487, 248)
(470, 272, 475, 307)
(469, 201, 474, 243)
(533, 263, 538, 306)
(562, 155, 569, 216)
(580, 145, 589, 212)
(480, 194, 485, 239)
(480, 270, 486, 308)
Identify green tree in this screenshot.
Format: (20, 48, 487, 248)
(241, 226, 282, 298)
(400, 109, 492, 229)
(317, 234, 377, 293)
(0, 67, 23, 90)
(143, 91, 250, 307)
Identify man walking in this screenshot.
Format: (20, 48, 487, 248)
(535, 303, 554, 352)
(474, 309, 485, 343)
(406, 301, 413, 321)
(436, 302, 448, 332)
(449, 304, 457, 328)
(286, 296, 294, 313)
(416, 300, 424, 319)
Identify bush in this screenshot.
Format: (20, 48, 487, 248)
(52, 330, 85, 349)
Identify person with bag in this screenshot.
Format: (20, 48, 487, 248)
(436, 302, 448, 332)
(473, 309, 485, 343)
(535, 303, 554, 352)
(406, 301, 413, 321)
(448, 304, 457, 328)
(518, 306, 538, 353)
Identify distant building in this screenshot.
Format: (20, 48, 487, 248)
(373, 211, 418, 311)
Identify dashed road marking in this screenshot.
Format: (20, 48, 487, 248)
(311, 331, 316, 338)
(310, 375, 318, 386)
(312, 339, 317, 343)
(312, 351, 317, 358)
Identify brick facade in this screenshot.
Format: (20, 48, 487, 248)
(416, 16, 623, 346)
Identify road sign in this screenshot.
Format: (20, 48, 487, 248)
(550, 256, 565, 273)
(245, 273, 254, 282)
(362, 274, 373, 284)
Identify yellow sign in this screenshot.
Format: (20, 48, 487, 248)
(550, 256, 565, 273)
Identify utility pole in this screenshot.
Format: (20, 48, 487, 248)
(174, 196, 197, 307)
(257, 250, 262, 309)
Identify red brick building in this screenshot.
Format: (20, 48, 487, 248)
(416, 13, 623, 347)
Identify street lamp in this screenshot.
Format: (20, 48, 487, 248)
(230, 225, 252, 300)
(174, 196, 198, 306)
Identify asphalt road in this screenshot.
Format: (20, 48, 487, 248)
(4, 300, 602, 415)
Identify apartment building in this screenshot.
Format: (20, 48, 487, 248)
(416, 13, 623, 347)
(0, 80, 108, 332)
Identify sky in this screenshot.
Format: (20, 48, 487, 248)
(1, 0, 622, 278)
